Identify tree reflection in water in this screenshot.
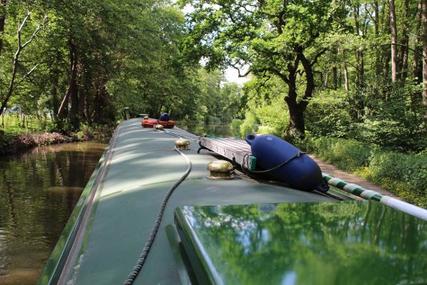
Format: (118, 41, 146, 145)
(180, 202, 427, 285)
(0, 142, 105, 285)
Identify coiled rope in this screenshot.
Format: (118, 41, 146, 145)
(123, 147, 192, 285)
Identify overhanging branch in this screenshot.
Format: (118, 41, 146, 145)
(310, 48, 328, 67)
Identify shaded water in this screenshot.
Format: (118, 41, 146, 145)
(0, 142, 106, 285)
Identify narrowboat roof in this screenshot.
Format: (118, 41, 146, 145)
(38, 119, 427, 285)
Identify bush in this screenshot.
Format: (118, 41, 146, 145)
(305, 90, 353, 138)
(257, 125, 278, 135)
(368, 152, 427, 196)
(238, 94, 288, 138)
(304, 82, 426, 151)
(301, 137, 373, 171)
(299, 136, 427, 207)
(231, 119, 243, 137)
(253, 97, 288, 135)
(356, 82, 426, 151)
(239, 111, 258, 138)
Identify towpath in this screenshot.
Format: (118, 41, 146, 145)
(308, 154, 397, 197)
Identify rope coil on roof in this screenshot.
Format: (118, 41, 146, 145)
(123, 147, 192, 285)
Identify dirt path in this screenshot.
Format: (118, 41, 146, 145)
(309, 155, 397, 197)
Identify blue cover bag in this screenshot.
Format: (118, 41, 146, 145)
(246, 134, 327, 192)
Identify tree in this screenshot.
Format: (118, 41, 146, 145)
(183, 0, 347, 139)
(0, 0, 7, 55)
(389, 0, 398, 82)
(0, 11, 45, 115)
(423, 0, 427, 121)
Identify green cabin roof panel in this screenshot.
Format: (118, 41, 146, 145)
(175, 201, 427, 285)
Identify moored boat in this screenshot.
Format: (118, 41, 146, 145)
(38, 119, 427, 285)
(142, 118, 176, 128)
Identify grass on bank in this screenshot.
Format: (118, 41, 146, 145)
(1, 113, 53, 134)
(0, 114, 113, 155)
(299, 137, 427, 208)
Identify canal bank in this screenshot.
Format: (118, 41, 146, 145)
(0, 124, 113, 156)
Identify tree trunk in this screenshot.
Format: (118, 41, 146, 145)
(383, 3, 391, 84)
(283, 49, 315, 139)
(373, 0, 379, 35)
(422, 0, 427, 121)
(0, 11, 40, 115)
(283, 56, 304, 139)
(344, 63, 349, 92)
(299, 50, 315, 107)
(390, 0, 398, 82)
(332, 66, 338, 89)
(374, 0, 383, 78)
(415, 2, 423, 83)
(0, 0, 7, 55)
(57, 37, 80, 129)
(285, 96, 305, 139)
(0, 46, 19, 114)
(93, 83, 115, 124)
(323, 72, 328, 88)
(50, 69, 59, 121)
(68, 40, 79, 130)
(399, 0, 409, 82)
(356, 50, 365, 88)
(353, 4, 365, 88)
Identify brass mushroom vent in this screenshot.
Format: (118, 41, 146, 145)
(175, 138, 191, 150)
(207, 160, 234, 179)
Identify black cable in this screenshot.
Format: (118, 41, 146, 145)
(123, 147, 192, 285)
(241, 152, 330, 193)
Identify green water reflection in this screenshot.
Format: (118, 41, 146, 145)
(179, 202, 427, 285)
(0, 142, 105, 285)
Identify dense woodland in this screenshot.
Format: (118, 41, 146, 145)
(0, 1, 426, 204)
(0, 0, 241, 131)
(184, 0, 426, 147)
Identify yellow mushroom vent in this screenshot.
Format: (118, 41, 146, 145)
(207, 160, 234, 179)
(175, 138, 191, 150)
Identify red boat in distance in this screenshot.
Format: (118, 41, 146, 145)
(141, 118, 176, 128)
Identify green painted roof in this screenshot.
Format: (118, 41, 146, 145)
(175, 202, 427, 285)
(38, 119, 352, 284)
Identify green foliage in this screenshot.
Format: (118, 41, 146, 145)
(1, 0, 242, 132)
(301, 137, 373, 172)
(192, 69, 243, 124)
(224, 0, 425, 152)
(305, 90, 353, 138)
(230, 119, 243, 137)
(299, 136, 427, 207)
(356, 83, 426, 151)
(368, 152, 427, 193)
(236, 77, 289, 137)
(182, 0, 348, 137)
(0, 114, 53, 134)
(252, 98, 288, 135)
(171, 68, 244, 136)
(239, 111, 258, 138)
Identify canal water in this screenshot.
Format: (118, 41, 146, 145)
(179, 123, 234, 137)
(0, 142, 106, 285)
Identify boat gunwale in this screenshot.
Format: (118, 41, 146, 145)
(37, 123, 122, 285)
